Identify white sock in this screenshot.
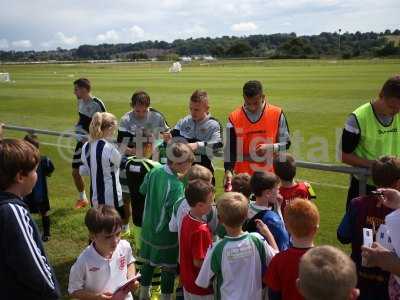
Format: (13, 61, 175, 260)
(79, 191, 87, 200)
(160, 294, 172, 300)
(139, 286, 151, 300)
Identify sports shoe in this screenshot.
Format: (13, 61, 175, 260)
(75, 199, 89, 209)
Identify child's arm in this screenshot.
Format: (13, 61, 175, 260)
(70, 290, 113, 300)
(44, 157, 55, 177)
(195, 247, 214, 289)
(2, 205, 60, 299)
(337, 203, 357, 244)
(127, 263, 140, 293)
(192, 228, 213, 268)
(193, 259, 204, 268)
(255, 219, 279, 252)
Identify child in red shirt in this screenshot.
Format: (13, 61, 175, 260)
(179, 179, 215, 300)
(273, 153, 316, 213)
(265, 198, 320, 300)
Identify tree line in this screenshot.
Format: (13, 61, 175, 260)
(1, 29, 400, 62)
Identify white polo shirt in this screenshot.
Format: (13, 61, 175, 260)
(68, 239, 135, 300)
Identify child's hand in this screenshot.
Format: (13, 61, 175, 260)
(255, 219, 271, 237)
(377, 188, 400, 210)
(129, 279, 140, 292)
(255, 143, 273, 156)
(361, 242, 390, 268)
(97, 292, 113, 299)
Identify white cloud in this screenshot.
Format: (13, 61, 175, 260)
(1, 0, 399, 50)
(231, 22, 258, 32)
(40, 32, 79, 50)
(55, 32, 78, 46)
(11, 40, 32, 49)
(96, 30, 120, 43)
(0, 39, 9, 50)
(128, 25, 145, 38)
(95, 26, 145, 43)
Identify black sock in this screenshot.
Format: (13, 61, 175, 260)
(42, 215, 50, 237)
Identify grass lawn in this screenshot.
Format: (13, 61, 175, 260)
(0, 58, 399, 299)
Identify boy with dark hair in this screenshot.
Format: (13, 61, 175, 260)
(171, 89, 223, 185)
(138, 143, 194, 300)
(24, 134, 55, 242)
(180, 179, 215, 300)
(337, 155, 400, 300)
(265, 199, 320, 300)
(231, 172, 252, 198)
(298, 245, 359, 300)
(273, 153, 316, 212)
(72, 77, 106, 209)
(246, 171, 290, 251)
(68, 206, 139, 300)
(196, 192, 277, 300)
(0, 139, 60, 300)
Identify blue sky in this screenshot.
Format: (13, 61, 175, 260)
(0, 0, 399, 51)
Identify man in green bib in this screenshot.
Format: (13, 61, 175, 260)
(341, 75, 400, 209)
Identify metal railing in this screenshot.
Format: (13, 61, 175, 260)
(3, 124, 371, 195)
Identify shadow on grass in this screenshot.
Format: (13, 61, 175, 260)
(53, 258, 75, 300)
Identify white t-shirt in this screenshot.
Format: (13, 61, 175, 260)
(248, 202, 283, 221)
(196, 232, 276, 300)
(169, 197, 218, 237)
(68, 239, 135, 300)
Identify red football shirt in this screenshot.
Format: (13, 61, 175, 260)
(265, 247, 311, 300)
(179, 213, 213, 295)
(280, 182, 315, 212)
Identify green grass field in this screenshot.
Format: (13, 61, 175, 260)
(0, 59, 399, 299)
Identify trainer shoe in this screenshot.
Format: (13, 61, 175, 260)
(74, 199, 89, 209)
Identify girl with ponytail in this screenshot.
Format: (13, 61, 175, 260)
(81, 112, 124, 216)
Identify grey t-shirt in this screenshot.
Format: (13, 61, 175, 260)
(118, 108, 169, 137)
(174, 114, 223, 155)
(345, 113, 393, 134)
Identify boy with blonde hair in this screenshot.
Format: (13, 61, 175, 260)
(196, 192, 277, 300)
(298, 245, 359, 300)
(138, 143, 194, 300)
(169, 164, 217, 236)
(265, 198, 320, 300)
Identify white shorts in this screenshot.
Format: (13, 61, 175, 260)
(183, 288, 214, 300)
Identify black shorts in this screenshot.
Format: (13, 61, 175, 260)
(72, 141, 84, 169)
(26, 197, 50, 214)
(115, 205, 125, 220)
